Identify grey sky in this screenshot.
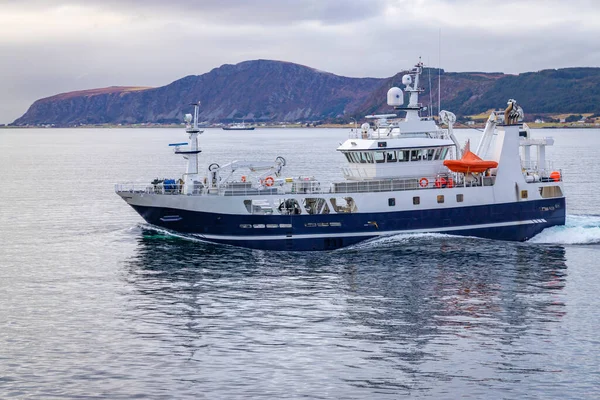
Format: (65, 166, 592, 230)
(1, 0, 598, 123)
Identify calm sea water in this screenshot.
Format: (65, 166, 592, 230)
(1, 127, 599, 399)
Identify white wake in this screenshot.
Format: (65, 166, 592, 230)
(528, 215, 600, 245)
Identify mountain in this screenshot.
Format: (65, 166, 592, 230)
(347, 69, 507, 119)
(13, 60, 381, 126)
(351, 67, 600, 119)
(12, 60, 600, 126)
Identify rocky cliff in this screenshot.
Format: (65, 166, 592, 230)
(13, 60, 600, 126)
(13, 60, 382, 126)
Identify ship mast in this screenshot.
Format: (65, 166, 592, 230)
(404, 60, 424, 121)
(181, 101, 203, 194)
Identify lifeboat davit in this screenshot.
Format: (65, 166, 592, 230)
(443, 150, 498, 173)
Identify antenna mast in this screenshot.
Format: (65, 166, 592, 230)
(438, 29, 442, 114)
(428, 60, 433, 119)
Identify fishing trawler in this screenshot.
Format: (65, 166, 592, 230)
(115, 61, 566, 251)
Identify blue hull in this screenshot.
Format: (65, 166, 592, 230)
(130, 198, 566, 251)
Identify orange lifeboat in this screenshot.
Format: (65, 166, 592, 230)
(443, 150, 498, 173)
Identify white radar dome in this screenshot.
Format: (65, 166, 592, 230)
(184, 113, 193, 123)
(361, 123, 370, 131)
(387, 87, 404, 107)
(402, 74, 412, 86)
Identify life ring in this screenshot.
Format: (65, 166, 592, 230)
(263, 176, 275, 187)
(241, 175, 246, 183)
(419, 177, 428, 188)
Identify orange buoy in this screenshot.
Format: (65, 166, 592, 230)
(419, 177, 429, 188)
(263, 176, 275, 187)
(241, 175, 246, 183)
(550, 171, 561, 182)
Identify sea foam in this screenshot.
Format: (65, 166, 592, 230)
(528, 215, 600, 245)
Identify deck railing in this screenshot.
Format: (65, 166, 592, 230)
(115, 173, 496, 198)
(348, 127, 450, 140)
(115, 183, 185, 195)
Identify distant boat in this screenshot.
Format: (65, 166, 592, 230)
(222, 122, 255, 131)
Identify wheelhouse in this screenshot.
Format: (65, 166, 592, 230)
(337, 137, 456, 181)
(341, 146, 452, 164)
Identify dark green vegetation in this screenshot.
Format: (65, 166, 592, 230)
(12, 61, 600, 126)
(453, 68, 600, 115)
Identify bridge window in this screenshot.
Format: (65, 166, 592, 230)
(414, 149, 431, 160)
(386, 151, 397, 162)
(439, 147, 449, 160)
(375, 151, 385, 163)
(397, 150, 409, 162)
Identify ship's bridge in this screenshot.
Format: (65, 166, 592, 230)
(337, 136, 455, 181)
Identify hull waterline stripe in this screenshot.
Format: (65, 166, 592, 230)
(189, 219, 547, 242)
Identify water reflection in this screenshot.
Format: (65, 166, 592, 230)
(337, 238, 567, 394)
(122, 228, 568, 397)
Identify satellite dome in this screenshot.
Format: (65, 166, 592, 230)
(402, 74, 412, 86)
(387, 87, 404, 107)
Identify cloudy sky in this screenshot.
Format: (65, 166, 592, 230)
(1, 0, 598, 123)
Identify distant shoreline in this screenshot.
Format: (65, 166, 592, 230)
(2, 122, 599, 130)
